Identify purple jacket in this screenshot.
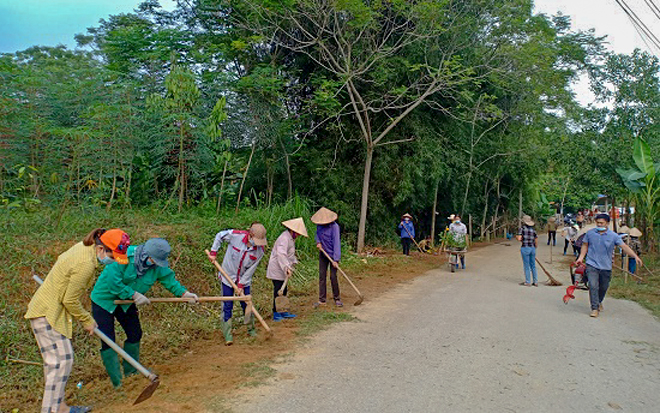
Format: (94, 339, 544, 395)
(316, 222, 341, 262)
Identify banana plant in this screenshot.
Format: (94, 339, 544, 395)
(616, 137, 660, 250)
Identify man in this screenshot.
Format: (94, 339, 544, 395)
(576, 214, 642, 318)
(208, 222, 267, 345)
(448, 214, 468, 269)
(546, 216, 557, 246)
(516, 215, 538, 286)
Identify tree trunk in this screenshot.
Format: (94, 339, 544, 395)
(357, 145, 374, 253)
(280, 137, 293, 200)
(431, 180, 439, 246)
(612, 196, 617, 233)
(178, 124, 186, 213)
(518, 188, 523, 227)
(235, 142, 256, 215)
(217, 159, 228, 214)
(560, 177, 570, 216)
(106, 173, 117, 212)
(480, 182, 490, 239)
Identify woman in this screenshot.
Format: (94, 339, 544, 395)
(208, 222, 267, 345)
(516, 215, 538, 286)
(398, 213, 415, 256)
(267, 218, 308, 321)
(25, 228, 130, 413)
(563, 224, 579, 256)
(311, 207, 342, 307)
(91, 238, 198, 388)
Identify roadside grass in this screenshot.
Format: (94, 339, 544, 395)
(609, 253, 660, 319)
(0, 200, 429, 411)
(242, 360, 278, 387)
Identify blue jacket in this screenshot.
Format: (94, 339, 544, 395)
(399, 221, 415, 239)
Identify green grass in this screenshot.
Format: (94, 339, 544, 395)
(295, 311, 357, 338)
(609, 253, 660, 319)
(242, 360, 278, 387)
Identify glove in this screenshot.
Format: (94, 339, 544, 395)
(208, 250, 218, 262)
(132, 291, 151, 306)
(182, 291, 199, 303)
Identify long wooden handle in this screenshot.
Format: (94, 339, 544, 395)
(402, 225, 424, 253)
(204, 250, 271, 333)
(114, 296, 251, 304)
(319, 247, 363, 298)
(279, 274, 290, 295)
(32, 275, 157, 381)
(534, 258, 561, 285)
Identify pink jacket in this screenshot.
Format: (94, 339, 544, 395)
(266, 231, 298, 281)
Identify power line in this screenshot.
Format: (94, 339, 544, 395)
(614, 0, 660, 53)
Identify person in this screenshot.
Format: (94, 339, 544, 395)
(546, 216, 557, 246)
(575, 214, 642, 318)
(267, 218, 308, 321)
(208, 222, 267, 345)
(398, 213, 415, 256)
(417, 236, 433, 253)
(627, 228, 643, 275)
(448, 214, 468, 269)
(91, 238, 198, 387)
(562, 224, 579, 256)
(576, 210, 585, 229)
(311, 207, 342, 307)
(516, 215, 538, 286)
(25, 228, 130, 413)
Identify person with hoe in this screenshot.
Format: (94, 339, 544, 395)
(311, 207, 342, 307)
(267, 218, 308, 321)
(576, 214, 642, 318)
(90, 237, 198, 388)
(208, 222, 267, 345)
(25, 228, 130, 413)
(627, 228, 643, 275)
(448, 214, 468, 269)
(516, 215, 539, 286)
(398, 213, 415, 256)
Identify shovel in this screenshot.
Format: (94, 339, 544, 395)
(275, 274, 291, 312)
(32, 275, 159, 405)
(205, 250, 272, 334)
(401, 224, 425, 254)
(319, 247, 364, 305)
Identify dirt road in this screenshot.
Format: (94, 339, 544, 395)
(229, 239, 660, 412)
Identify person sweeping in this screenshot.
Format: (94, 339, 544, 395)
(267, 218, 308, 321)
(398, 213, 415, 256)
(311, 207, 342, 307)
(25, 228, 130, 413)
(90, 238, 198, 388)
(208, 222, 267, 345)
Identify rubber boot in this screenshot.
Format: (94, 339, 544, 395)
(100, 348, 122, 388)
(221, 318, 233, 345)
(122, 341, 140, 377)
(247, 317, 257, 337)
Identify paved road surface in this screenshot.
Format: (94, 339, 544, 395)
(229, 240, 660, 413)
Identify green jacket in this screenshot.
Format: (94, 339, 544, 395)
(91, 245, 187, 313)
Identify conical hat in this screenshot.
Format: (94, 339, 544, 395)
(282, 217, 308, 237)
(629, 227, 643, 237)
(618, 225, 630, 234)
(402, 213, 413, 219)
(548, 216, 556, 223)
(522, 215, 535, 226)
(311, 207, 337, 225)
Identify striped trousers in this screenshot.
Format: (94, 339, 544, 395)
(30, 317, 74, 413)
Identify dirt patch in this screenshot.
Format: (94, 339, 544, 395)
(91, 250, 440, 412)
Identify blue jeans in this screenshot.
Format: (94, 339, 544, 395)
(628, 258, 637, 274)
(520, 247, 538, 284)
(222, 283, 250, 321)
(585, 265, 611, 310)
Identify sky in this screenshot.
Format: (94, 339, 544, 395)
(0, 1, 658, 105)
(0, 0, 175, 53)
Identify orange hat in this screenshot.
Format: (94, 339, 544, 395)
(99, 229, 130, 264)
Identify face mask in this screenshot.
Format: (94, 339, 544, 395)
(97, 251, 114, 265)
(404, 218, 410, 222)
(596, 227, 607, 232)
(455, 220, 461, 224)
(145, 257, 156, 267)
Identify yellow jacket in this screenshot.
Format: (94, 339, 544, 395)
(25, 242, 98, 338)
